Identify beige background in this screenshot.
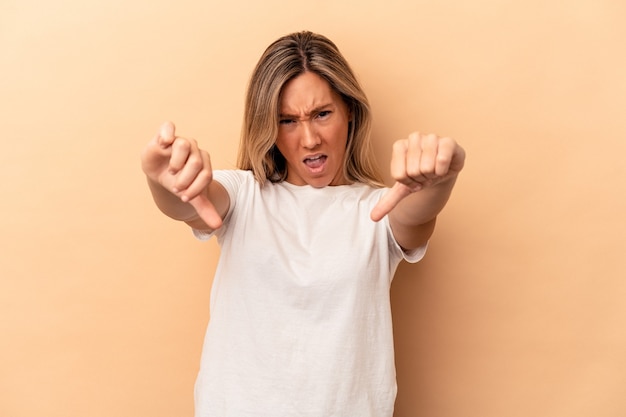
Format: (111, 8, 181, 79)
(2, 0, 625, 416)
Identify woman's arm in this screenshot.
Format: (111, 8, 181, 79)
(371, 132, 465, 250)
(141, 121, 229, 232)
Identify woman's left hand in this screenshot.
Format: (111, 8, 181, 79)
(371, 132, 465, 222)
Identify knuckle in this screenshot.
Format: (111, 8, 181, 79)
(173, 137, 195, 152)
(174, 178, 190, 193)
(392, 139, 408, 152)
(437, 153, 452, 165)
(187, 154, 204, 171)
(196, 167, 213, 184)
(408, 131, 420, 141)
(405, 165, 421, 178)
(173, 137, 187, 148)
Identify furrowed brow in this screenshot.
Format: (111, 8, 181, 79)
(279, 103, 333, 119)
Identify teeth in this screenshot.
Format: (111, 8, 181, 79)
(305, 155, 323, 162)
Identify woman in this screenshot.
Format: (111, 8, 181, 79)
(141, 31, 465, 417)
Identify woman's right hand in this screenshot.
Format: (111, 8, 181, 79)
(141, 121, 223, 229)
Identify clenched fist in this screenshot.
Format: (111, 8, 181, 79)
(141, 121, 223, 229)
(371, 132, 465, 222)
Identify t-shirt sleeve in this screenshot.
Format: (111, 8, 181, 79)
(372, 186, 428, 264)
(192, 228, 214, 241)
(400, 241, 428, 263)
(383, 215, 428, 264)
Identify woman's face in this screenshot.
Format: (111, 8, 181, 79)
(275, 71, 351, 187)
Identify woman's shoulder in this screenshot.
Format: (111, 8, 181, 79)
(213, 169, 256, 190)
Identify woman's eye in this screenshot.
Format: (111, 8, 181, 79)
(317, 111, 331, 119)
(279, 119, 295, 125)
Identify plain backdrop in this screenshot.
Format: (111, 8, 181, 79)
(1, 0, 625, 416)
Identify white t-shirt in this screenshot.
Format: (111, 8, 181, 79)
(193, 170, 426, 417)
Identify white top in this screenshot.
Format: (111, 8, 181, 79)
(193, 170, 426, 417)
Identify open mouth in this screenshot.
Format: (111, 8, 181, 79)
(303, 154, 327, 170)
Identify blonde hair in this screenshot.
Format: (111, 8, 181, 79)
(237, 31, 384, 187)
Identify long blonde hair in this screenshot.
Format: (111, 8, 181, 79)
(237, 31, 384, 187)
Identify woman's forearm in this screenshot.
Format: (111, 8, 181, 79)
(146, 177, 199, 222)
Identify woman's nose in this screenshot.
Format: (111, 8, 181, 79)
(300, 122, 320, 149)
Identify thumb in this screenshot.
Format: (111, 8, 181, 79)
(189, 194, 223, 230)
(158, 121, 176, 148)
(370, 182, 412, 222)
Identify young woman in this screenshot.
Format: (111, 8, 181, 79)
(141, 31, 465, 417)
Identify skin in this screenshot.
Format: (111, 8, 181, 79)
(373, 132, 465, 249)
(141, 71, 465, 250)
(275, 71, 351, 188)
